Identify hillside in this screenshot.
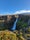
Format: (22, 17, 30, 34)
(0, 27, 30, 40)
(0, 30, 16, 40)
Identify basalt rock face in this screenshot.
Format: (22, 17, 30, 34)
(0, 14, 30, 31)
(0, 15, 16, 30)
(16, 15, 30, 30)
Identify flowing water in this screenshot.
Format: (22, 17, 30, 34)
(11, 18, 18, 31)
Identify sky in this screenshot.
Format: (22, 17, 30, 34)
(0, 0, 30, 15)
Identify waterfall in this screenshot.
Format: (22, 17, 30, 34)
(11, 18, 18, 31)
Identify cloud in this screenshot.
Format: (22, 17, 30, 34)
(0, 10, 30, 15)
(14, 10, 30, 14)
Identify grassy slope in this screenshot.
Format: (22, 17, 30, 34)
(0, 30, 16, 40)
